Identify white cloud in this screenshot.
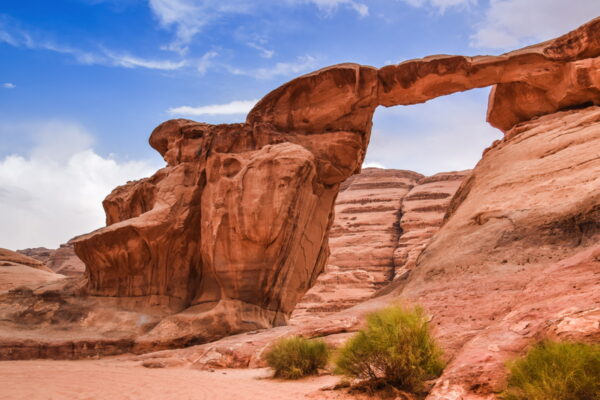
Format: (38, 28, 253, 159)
(229, 55, 319, 79)
(366, 88, 502, 176)
(2, 83, 15, 89)
(400, 0, 476, 13)
(471, 0, 600, 49)
(362, 161, 386, 169)
(168, 99, 259, 116)
(0, 121, 161, 250)
(102, 50, 187, 70)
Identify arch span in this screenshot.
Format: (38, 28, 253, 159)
(72, 17, 600, 350)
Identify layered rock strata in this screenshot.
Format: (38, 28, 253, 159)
(19, 242, 85, 277)
(393, 171, 470, 278)
(0, 248, 64, 293)
(291, 168, 423, 322)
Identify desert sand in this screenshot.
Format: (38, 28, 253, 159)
(0, 361, 341, 400)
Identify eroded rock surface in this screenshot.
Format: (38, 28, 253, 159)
(2, 17, 599, 359)
(19, 242, 85, 277)
(128, 106, 600, 400)
(393, 171, 469, 278)
(0, 248, 63, 293)
(291, 169, 422, 322)
(405, 107, 600, 399)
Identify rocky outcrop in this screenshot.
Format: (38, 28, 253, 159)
(393, 171, 469, 278)
(18, 242, 85, 277)
(400, 106, 600, 399)
(0, 248, 64, 293)
(72, 17, 600, 347)
(2, 17, 599, 359)
(291, 169, 422, 322)
(126, 106, 600, 400)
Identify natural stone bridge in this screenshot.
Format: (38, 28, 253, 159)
(73, 17, 600, 345)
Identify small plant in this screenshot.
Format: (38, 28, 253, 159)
(335, 304, 444, 393)
(501, 340, 600, 400)
(264, 336, 329, 379)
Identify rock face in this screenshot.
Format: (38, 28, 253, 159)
(399, 106, 600, 399)
(18, 242, 85, 277)
(393, 171, 470, 278)
(0, 248, 64, 293)
(291, 168, 423, 322)
(291, 169, 469, 323)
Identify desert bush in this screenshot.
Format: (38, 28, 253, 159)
(501, 340, 600, 400)
(335, 304, 444, 393)
(264, 336, 329, 379)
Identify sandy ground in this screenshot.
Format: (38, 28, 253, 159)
(0, 360, 341, 400)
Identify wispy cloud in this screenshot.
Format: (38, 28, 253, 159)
(2, 83, 15, 89)
(246, 42, 275, 59)
(0, 17, 187, 71)
(147, 0, 369, 55)
(168, 99, 259, 116)
(301, 0, 369, 16)
(197, 50, 218, 74)
(228, 55, 319, 79)
(399, 0, 476, 14)
(470, 0, 600, 49)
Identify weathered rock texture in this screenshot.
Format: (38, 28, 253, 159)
(2, 17, 599, 359)
(19, 242, 85, 277)
(291, 169, 469, 323)
(291, 168, 423, 322)
(393, 171, 470, 278)
(404, 106, 600, 399)
(126, 106, 600, 400)
(0, 248, 63, 293)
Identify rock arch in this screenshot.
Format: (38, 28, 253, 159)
(73, 17, 600, 347)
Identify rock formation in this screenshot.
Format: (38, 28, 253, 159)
(1, 17, 599, 360)
(405, 106, 600, 399)
(73, 16, 600, 334)
(0, 248, 64, 293)
(393, 171, 469, 278)
(19, 242, 85, 277)
(291, 169, 469, 323)
(129, 105, 600, 400)
(291, 168, 423, 322)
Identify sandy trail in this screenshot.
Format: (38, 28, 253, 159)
(0, 360, 341, 400)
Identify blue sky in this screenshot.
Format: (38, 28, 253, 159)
(1, 0, 599, 249)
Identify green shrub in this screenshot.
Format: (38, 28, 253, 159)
(501, 341, 600, 400)
(335, 304, 444, 393)
(264, 336, 329, 379)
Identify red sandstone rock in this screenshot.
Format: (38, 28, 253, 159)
(393, 171, 469, 278)
(0, 248, 63, 293)
(2, 17, 600, 361)
(128, 108, 600, 400)
(18, 242, 85, 277)
(291, 169, 422, 323)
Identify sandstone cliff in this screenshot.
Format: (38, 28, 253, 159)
(291, 169, 468, 323)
